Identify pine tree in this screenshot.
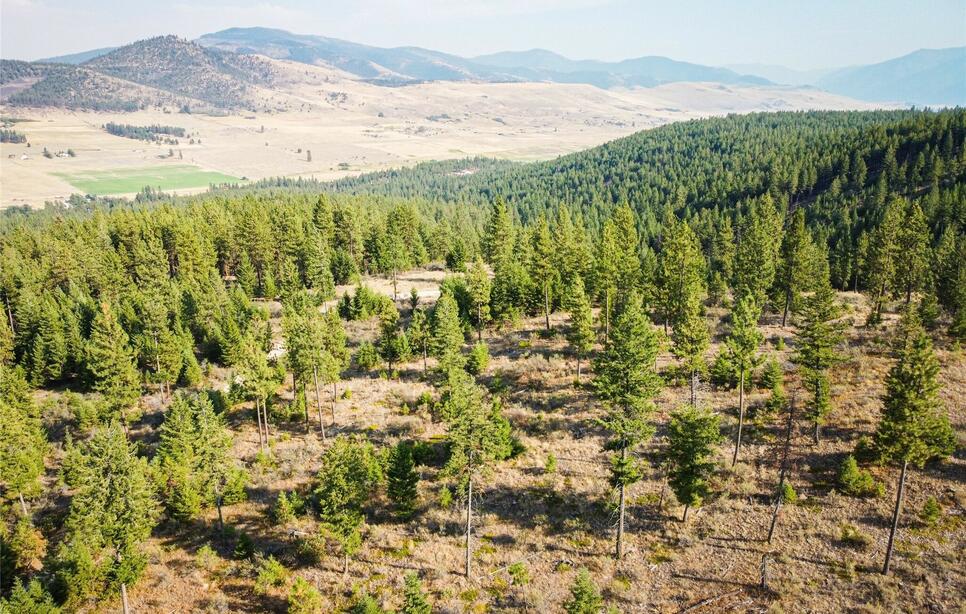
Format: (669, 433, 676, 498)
(733, 195, 782, 305)
(407, 308, 430, 373)
(793, 274, 846, 443)
(864, 200, 902, 321)
(466, 257, 491, 341)
(87, 302, 141, 426)
(672, 295, 710, 406)
(725, 293, 763, 465)
(657, 216, 706, 333)
(320, 308, 349, 426)
(313, 436, 382, 576)
(593, 293, 661, 559)
(563, 568, 603, 614)
(894, 200, 930, 304)
(236, 251, 258, 298)
(400, 572, 432, 614)
(529, 216, 557, 330)
(875, 310, 954, 575)
(593, 220, 620, 340)
(775, 208, 817, 326)
(58, 423, 158, 609)
(667, 404, 723, 521)
(565, 276, 595, 383)
(482, 197, 514, 268)
(0, 366, 46, 513)
(442, 369, 506, 578)
(378, 304, 410, 373)
(432, 291, 465, 373)
(386, 442, 419, 518)
(612, 203, 642, 297)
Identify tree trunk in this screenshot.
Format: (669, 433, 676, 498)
(331, 382, 337, 425)
(616, 446, 627, 560)
(782, 288, 791, 327)
(814, 420, 820, 444)
(732, 370, 745, 466)
(883, 460, 908, 575)
(689, 369, 697, 406)
(262, 397, 272, 441)
(682, 504, 689, 522)
(543, 283, 551, 331)
(576, 355, 582, 383)
(767, 400, 794, 544)
(120, 582, 131, 614)
(604, 290, 611, 342)
(255, 399, 265, 451)
(465, 476, 473, 578)
(313, 367, 326, 440)
(301, 381, 310, 430)
(18, 492, 28, 516)
(216, 495, 224, 535)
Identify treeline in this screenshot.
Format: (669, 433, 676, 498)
(0, 129, 27, 144)
(103, 122, 186, 142)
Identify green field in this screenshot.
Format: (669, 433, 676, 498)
(54, 165, 240, 195)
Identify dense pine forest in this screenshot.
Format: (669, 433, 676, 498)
(0, 109, 963, 612)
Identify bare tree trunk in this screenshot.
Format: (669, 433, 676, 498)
(331, 382, 337, 425)
(883, 460, 908, 575)
(781, 288, 791, 327)
(682, 504, 689, 522)
(120, 582, 131, 614)
(216, 495, 224, 535)
(262, 397, 272, 441)
(732, 370, 746, 466)
(313, 367, 326, 440)
(465, 476, 473, 578)
(543, 283, 551, 331)
(767, 400, 795, 544)
(18, 492, 28, 516)
(256, 399, 266, 453)
(616, 446, 626, 560)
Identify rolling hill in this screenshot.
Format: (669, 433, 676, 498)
(3, 36, 278, 111)
(816, 47, 966, 107)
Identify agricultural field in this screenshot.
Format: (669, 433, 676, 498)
(53, 164, 239, 195)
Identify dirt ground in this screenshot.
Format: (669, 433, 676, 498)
(24, 268, 965, 613)
(0, 57, 884, 208)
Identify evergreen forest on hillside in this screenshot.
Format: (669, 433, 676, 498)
(1, 109, 963, 612)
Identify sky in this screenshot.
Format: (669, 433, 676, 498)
(2, 0, 965, 69)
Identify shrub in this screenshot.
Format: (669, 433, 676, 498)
(233, 532, 255, 559)
(779, 482, 798, 504)
(838, 523, 870, 548)
(508, 562, 531, 586)
(438, 486, 453, 509)
(837, 455, 883, 498)
(355, 342, 380, 371)
(563, 568, 603, 614)
(271, 491, 305, 525)
(760, 355, 783, 389)
(254, 555, 289, 594)
(919, 497, 942, 526)
(348, 593, 386, 614)
(465, 341, 490, 375)
(195, 544, 219, 571)
(545, 452, 558, 474)
(288, 577, 324, 614)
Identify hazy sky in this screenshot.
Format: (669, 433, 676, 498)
(3, 0, 965, 68)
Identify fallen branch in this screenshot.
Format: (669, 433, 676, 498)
(677, 588, 744, 613)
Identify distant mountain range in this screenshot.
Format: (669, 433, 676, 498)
(196, 27, 768, 88)
(4, 28, 962, 111)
